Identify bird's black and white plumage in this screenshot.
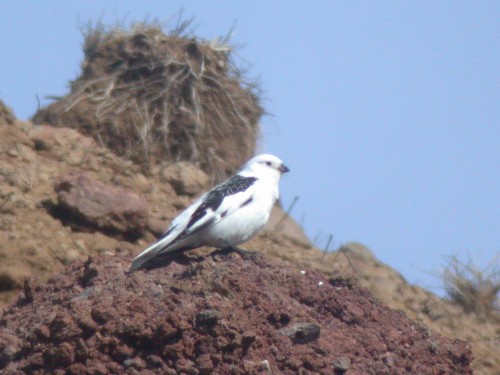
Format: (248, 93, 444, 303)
(129, 154, 289, 272)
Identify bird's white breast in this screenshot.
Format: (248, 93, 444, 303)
(204, 178, 277, 247)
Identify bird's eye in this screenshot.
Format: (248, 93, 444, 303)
(265, 161, 272, 166)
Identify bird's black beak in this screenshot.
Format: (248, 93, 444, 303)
(279, 164, 290, 174)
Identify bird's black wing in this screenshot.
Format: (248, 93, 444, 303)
(174, 174, 258, 242)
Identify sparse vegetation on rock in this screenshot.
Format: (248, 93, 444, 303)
(442, 253, 499, 320)
(33, 22, 263, 182)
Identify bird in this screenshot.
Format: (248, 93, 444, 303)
(129, 154, 289, 272)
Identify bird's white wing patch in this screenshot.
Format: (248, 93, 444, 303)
(211, 188, 255, 221)
(177, 188, 253, 240)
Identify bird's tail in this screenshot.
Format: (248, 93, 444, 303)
(129, 235, 180, 272)
(128, 243, 160, 272)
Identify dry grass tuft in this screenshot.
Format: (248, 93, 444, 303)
(33, 20, 263, 182)
(442, 253, 499, 320)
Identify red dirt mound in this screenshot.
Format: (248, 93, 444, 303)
(0, 251, 472, 374)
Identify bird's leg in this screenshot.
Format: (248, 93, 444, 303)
(220, 241, 258, 259)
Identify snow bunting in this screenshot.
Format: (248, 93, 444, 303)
(129, 154, 289, 271)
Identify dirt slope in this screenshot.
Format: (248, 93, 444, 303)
(0, 23, 498, 372)
(0, 99, 497, 374)
(0, 251, 471, 374)
(263, 241, 500, 374)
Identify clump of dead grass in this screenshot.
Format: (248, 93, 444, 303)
(442, 253, 499, 320)
(33, 20, 263, 182)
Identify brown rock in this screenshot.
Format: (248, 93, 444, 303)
(54, 172, 148, 239)
(196, 354, 214, 374)
(45, 341, 75, 367)
(243, 359, 271, 373)
(196, 309, 221, 326)
(279, 322, 321, 344)
(49, 311, 82, 342)
(0, 331, 21, 367)
(160, 162, 209, 196)
(123, 357, 147, 370)
(333, 356, 351, 373)
(28, 125, 97, 159)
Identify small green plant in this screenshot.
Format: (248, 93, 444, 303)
(442, 253, 499, 320)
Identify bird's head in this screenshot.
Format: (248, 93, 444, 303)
(239, 154, 290, 180)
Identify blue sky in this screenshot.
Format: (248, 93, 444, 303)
(1, 1, 498, 295)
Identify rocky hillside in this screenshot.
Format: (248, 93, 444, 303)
(0, 94, 488, 375)
(1, 251, 471, 374)
(0, 25, 498, 374)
